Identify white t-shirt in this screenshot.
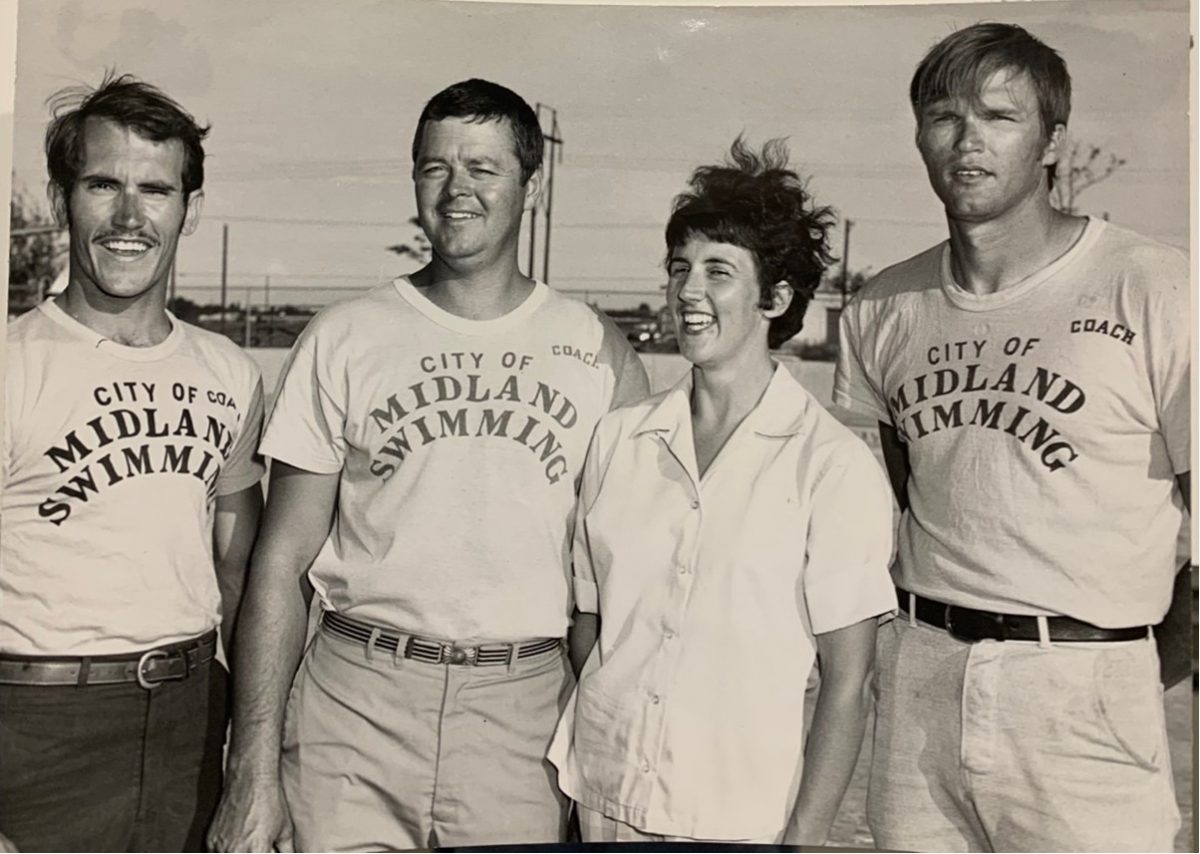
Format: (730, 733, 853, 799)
(260, 277, 647, 642)
(549, 364, 896, 839)
(2, 300, 266, 655)
(834, 217, 1191, 627)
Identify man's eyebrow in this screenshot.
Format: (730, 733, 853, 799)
(79, 170, 119, 183)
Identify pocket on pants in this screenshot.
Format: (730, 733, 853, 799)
(1092, 648, 1166, 771)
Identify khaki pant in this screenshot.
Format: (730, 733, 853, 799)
(281, 627, 571, 851)
(868, 617, 1180, 852)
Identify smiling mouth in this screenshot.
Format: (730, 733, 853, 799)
(440, 211, 482, 222)
(98, 237, 155, 256)
(679, 310, 716, 333)
(952, 167, 992, 179)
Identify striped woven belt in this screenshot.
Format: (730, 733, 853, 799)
(320, 611, 561, 666)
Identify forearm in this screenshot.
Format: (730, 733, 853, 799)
(215, 569, 246, 655)
(225, 558, 312, 780)
(1156, 561, 1195, 689)
(567, 610, 599, 678)
(786, 671, 873, 845)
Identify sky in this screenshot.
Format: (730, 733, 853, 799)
(8, 0, 1191, 309)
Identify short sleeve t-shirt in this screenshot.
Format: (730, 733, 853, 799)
(260, 277, 646, 642)
(2, 300, 266, 655)
(834, 218, 1190, 627)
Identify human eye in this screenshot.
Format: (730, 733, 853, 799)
(667, 261, 689, 278)
(86, 179, 118, 193)
(420, 163, 447, 178)
(706, 265, 731, 279)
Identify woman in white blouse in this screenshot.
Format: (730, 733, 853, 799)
(548, 138, 897, 845)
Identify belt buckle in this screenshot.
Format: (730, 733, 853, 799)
(136, 649, 185, 689)
(439, 644, 476, 666)
(943, 604, 957, 639)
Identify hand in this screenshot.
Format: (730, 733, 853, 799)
(206, 771, 295, 853)
(0, 830, 19, 852)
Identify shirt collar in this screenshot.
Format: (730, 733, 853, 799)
(632, 362, 812, 440)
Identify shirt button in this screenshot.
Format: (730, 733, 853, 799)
(690, 500, 700, 510)
(678, 564, 688, 575)
(650, 694, 661, 705)
(664, 629, 675, 640)
(641, 761, 651, 773)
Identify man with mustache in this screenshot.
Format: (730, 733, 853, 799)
(209, 78, 648, 851)
(0, 74, 265, 851)
(835, 22, 1191, 852)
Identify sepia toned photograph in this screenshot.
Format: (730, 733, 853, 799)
(1, 0, 1193, 850)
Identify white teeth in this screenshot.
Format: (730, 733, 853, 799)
(103, 240, 151, 252)
(443, 212, 478, 219)
(680, 311, 715, 332)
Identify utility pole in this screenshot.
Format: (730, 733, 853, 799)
(530, 103, 563, 283)
(244, 285, 252, 348)
(840, 218, 853, 308)
(541, 107, 562, 283)
(220, 223, 229, 328)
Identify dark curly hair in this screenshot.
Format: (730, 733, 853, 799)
(665, 137, 837, 349)
(45, 70, 210, 198)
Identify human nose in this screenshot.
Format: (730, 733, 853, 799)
(444, 166, 472, 198)
(953, 114, 984, 153)
(677, 268, 707, 303)
(113, 189, 146, 231)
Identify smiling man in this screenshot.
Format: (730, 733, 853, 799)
(0, 75, 265, 852)
(834, 23, 1191, 852)
(209, 78, 647, 851)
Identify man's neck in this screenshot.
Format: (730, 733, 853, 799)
(947, 200, 1088, 296)
(411, 257, 534, 321)
(56, 283, 173, 347)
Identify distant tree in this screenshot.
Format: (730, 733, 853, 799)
(821, 267, 871, 297)
(1051, 141, 1126, 215)
(386, 216, 432, 265)
(9, 189, 66, 310)
(168, 296, 201, 323)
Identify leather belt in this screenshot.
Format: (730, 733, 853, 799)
(0, 631, 218, 688)
(320, 611, 562, 666)
(898, 588, 1150, 643)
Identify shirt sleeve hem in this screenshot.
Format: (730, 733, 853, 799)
(809, 586, 899, 636)
(573, 578, 599, 613)
(259, 442, 344, 475)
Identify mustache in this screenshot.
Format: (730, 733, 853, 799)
(94, 232, 159, 246)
